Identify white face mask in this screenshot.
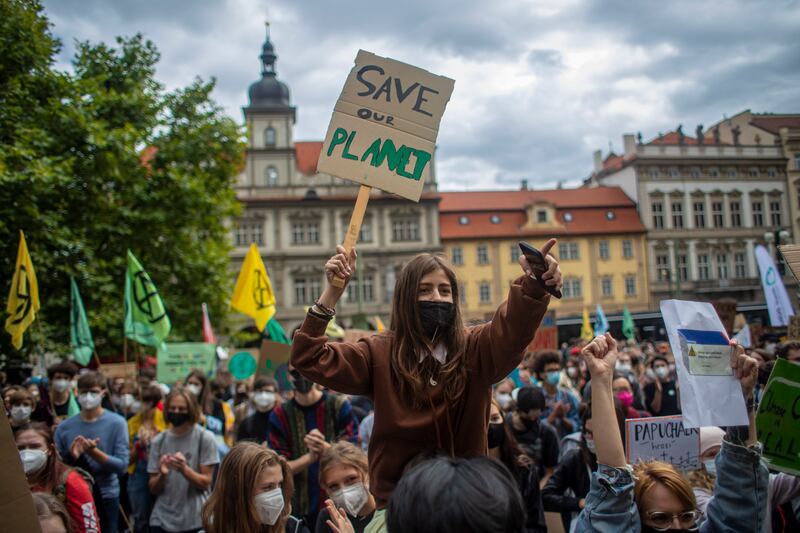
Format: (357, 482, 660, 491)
(10, 405, 32, 422)
(186, 384, 202, 397)
(254, 487, 284, 525)
(19, 449, 48, 475)
(496, 392, 512, 410)
(78, 392, 102, 411)
(615, 362, 632, 374)
(584, 436, 597, 454)
(52, 379, 70, 393)
(253, 391, 276, 410)
(655, 366, 669, 379)
(702, 458, 717, 477)
(120, 394, 135, 408)
(330, 482, 369, 517)
(567, 367, 578, 378)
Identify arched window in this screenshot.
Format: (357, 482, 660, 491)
(264, 126, 276, 147)
(265, 166, 278, 186)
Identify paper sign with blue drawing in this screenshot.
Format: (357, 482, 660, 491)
(678, 329, 733, 376)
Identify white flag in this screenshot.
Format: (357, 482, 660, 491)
(755, 245, 795, 326)
(732, 324, 752, 348)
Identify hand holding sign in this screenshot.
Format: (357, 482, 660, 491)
(325, 245, 358, 291)
(729, 341, 758, 398)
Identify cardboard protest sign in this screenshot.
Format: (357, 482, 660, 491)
(527, 310, 557, 351)
(660, 300, 748, 428)
(257, 340, 292, 377)
(779, 243, 800, 281)
(756, 359, 800, 475)
(626, 415, 700, 471)
(0, 407, 42, 533)
(317, 50, 455, 202)
(101, 362, 138, 380)
(156, 342, 216, 384)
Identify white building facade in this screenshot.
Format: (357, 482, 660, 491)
(591, 133, 789, 305)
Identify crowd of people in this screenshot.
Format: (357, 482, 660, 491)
(5, 241, 800, 532)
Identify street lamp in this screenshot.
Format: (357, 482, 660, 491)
(764, 229, 792, 275)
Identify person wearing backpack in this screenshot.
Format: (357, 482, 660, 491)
(148, 386, 219, 533)
(16, 422, 100, 533)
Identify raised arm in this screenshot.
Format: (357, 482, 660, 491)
(573, 334, 640, 533)
(703, 343, 768, 532)
(470, 239, 561, 383)
(583, 334, 626, 468)
(291, 246, 373, 396)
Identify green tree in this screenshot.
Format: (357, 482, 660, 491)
(0, 0, 243, 362)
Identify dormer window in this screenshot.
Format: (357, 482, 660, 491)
(459, 216, 469, 225)
(490, 215, 501, 224)
(606, 211, 616, 220)
(537, 210, 548, 223)
(564, 212, 573, 222)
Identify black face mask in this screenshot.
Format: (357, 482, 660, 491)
(166, 412, 190, 427)
(292, 373, 315, 394)
(519, 414, 539, 432)
(418, 301, 455, 340)
(488, 422, 505, 449)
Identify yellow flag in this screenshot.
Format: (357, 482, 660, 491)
(374, 315, 386, 333)
(580, 308, 593, 341)
(5, 231, 40, 350)
(231, 244, 275, 331)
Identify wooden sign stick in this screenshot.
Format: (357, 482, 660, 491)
(332, 185, 371, 288)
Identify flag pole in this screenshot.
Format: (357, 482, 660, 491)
(92, 349, 103, 370)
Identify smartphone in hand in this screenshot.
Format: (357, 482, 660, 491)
(518, 241, 562, 298)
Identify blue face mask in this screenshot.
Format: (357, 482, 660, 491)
(702, 458, 717, 477)
(546, 371, 560, 385)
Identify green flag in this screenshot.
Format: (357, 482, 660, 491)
(265, 317, 290, 345)
(124, 250, 171, 349)
(69, 277, 94, 365)
(622, 305, 636, 341)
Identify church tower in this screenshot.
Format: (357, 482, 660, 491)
(238, 22, 296, 193)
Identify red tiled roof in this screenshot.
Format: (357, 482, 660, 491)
(439, 187, 645, 239)
(647, 131, 700, 145)
(295, 141, 323, 175)
(750, 115, 800, 135)
(439, 187, 635, 212)
(603, 153, 626, 171)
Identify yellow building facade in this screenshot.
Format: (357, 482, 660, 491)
(439, 188, 651, 323)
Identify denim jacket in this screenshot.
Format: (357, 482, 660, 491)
(574, 438, 768, 532)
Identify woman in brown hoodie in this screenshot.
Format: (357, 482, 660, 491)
(291, 239, 562, 509)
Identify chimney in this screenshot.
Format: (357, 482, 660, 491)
(623, 134, 636, 156)
(593, 150, 603, 172)
(520, 179, 529, 191)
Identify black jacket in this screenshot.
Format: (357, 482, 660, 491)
(541, 447, 594, 530)
(511, 462, 547, 533)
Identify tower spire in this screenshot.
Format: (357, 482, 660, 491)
(260, 20, 277, 76)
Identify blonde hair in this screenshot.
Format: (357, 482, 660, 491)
(634, 461, 697, 512)
(202, 442, 293, 533)
(320, 441, 368, 487)
(685, 467, 715, 493)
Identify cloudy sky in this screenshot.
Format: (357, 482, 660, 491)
(43, 0, 800, 190)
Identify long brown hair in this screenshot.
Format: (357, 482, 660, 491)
(490, 399, 531, 471)
(15, 423, 69, 493)
(202, 442, 294, 533)
(389, 254, 467, 408)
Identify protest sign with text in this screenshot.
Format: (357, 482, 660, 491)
(317, 51, 454, 287)
(661, 300, 749, 428)
(156, 342, 216, 384)
(756, 359, 800, 475)
(318, 50, 454, 201)
(626, 415, 700, 471)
